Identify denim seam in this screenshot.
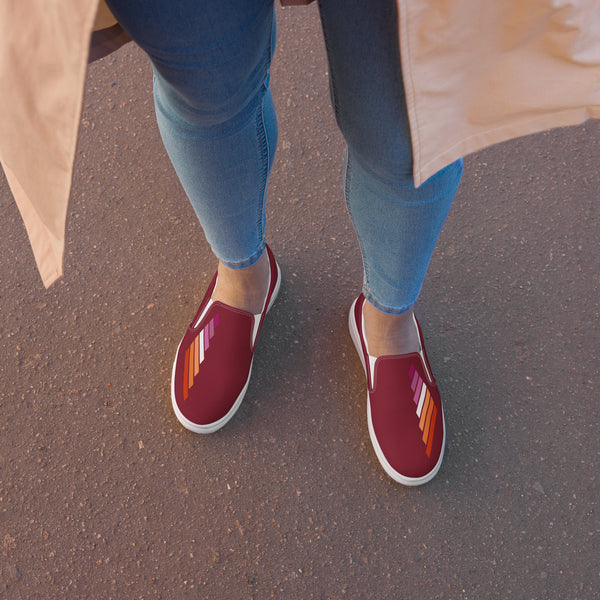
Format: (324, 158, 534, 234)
(254, 94, 269, 258)
(250, 13, 276, 262)
(344, 151, 371, 295)
(218, 10, 274, 270)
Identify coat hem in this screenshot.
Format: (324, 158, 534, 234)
(415, 107, 600, 186)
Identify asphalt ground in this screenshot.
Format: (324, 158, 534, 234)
(0, 4, 598, 599)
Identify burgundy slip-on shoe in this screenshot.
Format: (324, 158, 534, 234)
(349, 294, 445, 485)
(171, 245, 281, 433)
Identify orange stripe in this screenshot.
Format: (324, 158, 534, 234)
(194, 334, 200, 375)
(422, 400, 434, 444)
(188, 341, 195, 390)
(419, 391, 431, 430)
(425, 406, 437, 458)
(183, 347, 190, 401)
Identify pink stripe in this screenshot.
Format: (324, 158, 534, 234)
(209, 319, 214, 339)
(204, 325, 209, 350)
(413, 378, 423, 405)
(409, 364, 415, 380)
(411, 370, 419, 391)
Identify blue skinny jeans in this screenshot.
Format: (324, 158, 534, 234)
(105, 0, 463, 314)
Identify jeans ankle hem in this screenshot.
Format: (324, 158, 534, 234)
(217, 242, 266, 270)
(362, 288, 414, 316)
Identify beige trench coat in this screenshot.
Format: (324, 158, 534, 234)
(1, 0, 599, 287)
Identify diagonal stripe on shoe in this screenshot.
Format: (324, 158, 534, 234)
(348, 294, 445, 485)
(171, 245, 281, 433)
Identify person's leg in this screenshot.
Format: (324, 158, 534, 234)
(319, 0, 460, 484)
(318, 0, 463, 356)
(105, 0, 281, 433)
(105, 0, 276, 312)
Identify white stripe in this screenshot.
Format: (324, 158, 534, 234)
(416, 382, 427, 417)
(199, 330, 205, 364)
